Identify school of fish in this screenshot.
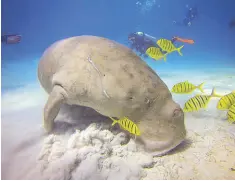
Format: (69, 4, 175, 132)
(109, 82, 234, 136)
(145, 38, 184, 62)
(117, 36, 234, 137)
(171, 81, 235, 123)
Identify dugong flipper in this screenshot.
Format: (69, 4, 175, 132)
(38, 35, 186, 156)
(43, 85, 67, 132)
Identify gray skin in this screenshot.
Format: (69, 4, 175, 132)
(38, 35, 186, 156)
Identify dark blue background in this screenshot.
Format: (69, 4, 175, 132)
(1, 0, 235, 91)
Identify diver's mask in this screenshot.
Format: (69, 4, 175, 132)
(136, 32, 144, 36)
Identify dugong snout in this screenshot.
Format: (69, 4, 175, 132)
(138, 98, 186, 156)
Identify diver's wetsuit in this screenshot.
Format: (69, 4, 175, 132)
(174, 7, 198, 27)
(128, 32, 159, 57)
(128, 32, 176, 57)
(1, 35, 7, 43)
(1, 34, 21, 44)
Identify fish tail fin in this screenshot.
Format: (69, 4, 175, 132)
(177, 45, 184, 56)
(163, 56, 166, 62)
(197, 82, 205, 93)
(163, 53, 167, 62)
(109, 117, 118, 126)
(210, 88, 222, 98)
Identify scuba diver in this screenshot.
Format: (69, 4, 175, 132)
(173, 6, 198, 27)
(128, 31, 194, 57)
(1, 34, 22, 44)
(128, 32, 157, 57)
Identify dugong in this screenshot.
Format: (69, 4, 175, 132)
(37, 35, 186, 156)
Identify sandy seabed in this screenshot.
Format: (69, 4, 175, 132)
(1, 68, 235, 179)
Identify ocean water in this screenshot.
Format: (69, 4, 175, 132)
(1, 0, 235, 179)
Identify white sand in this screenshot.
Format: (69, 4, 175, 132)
(1, 69, 235, 179)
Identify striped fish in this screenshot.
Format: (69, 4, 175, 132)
(183, 88, 222, 112)
(227, 103, 235, 123)
(109, 116, 141, 136)
(157, 38, 184, 56)
(146, 47, 168, 61)
(217, 90, 235, 110)
(171, 81, 205, 94)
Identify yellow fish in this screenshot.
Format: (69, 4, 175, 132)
(183, 88, 222, 112)
(109, 116, 141, 136)
(146, 47, 168, 61)
(171, 81, 205, 94)
(157, 38, 184, 56)
(227, 103, 235, 123)
(217, 90, 235, 110)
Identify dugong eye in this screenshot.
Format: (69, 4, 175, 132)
(127, 96, 133, 100)
(173, 108, 182, 117)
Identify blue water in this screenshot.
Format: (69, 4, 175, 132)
(1, 0, 235, 93)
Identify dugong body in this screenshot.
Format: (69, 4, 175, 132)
(38, 35, 186, 156)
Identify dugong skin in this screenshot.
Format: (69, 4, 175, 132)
(37, 35, 186, 156)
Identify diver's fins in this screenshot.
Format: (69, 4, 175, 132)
(175, 37, 195, 44)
